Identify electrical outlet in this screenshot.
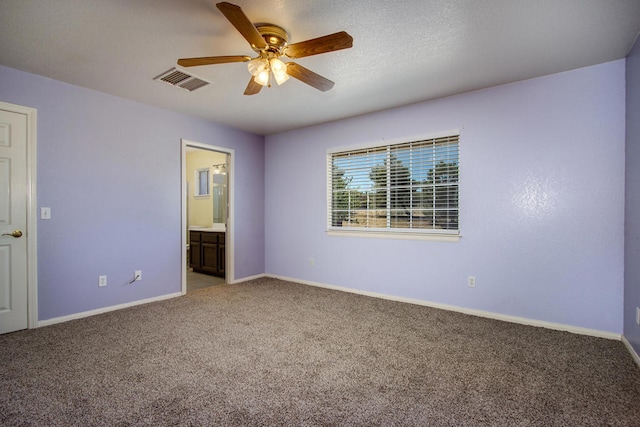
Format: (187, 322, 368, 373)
(468, 276, 476, 288)
(309, 258, 315, 267)
(99, 275, 107, 287)
(134, 270, 142, 282)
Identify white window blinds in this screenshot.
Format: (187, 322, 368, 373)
(327, 134, 459, 234)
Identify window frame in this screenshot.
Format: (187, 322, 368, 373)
(326, 131, 461, 242)
(194, 168, 210, 198)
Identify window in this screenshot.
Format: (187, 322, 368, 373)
(327, 133, 459, 238)
(195, 168, 210, 197)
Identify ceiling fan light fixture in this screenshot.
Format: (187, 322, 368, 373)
(273, 70, 289, 85)
(269, 58, 286, 74)
(247, 58, 267, 76)
(270, 58, 289, 85)
(255, 68, 270, 86)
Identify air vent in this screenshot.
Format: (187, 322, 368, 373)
(153, 68, 210, 92)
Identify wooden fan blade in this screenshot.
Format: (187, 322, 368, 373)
(216, 2, 267, 50)
(177, 55, 251, 67)
(284, 31, 353, 59)
(244, 77, 263, 95)
(286, 62, 335, 92)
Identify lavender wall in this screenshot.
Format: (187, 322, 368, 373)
(625, 38, 640, 354)
(265, 60, 626, 334)
(0, 65, 265, 321)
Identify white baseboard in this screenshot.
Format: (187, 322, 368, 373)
(267, 274, 621, 341)
(622, 335, 640, 367)
(229, 273, 267, 284)
(35, 274, 630, 357)
(36, 274, 266, 328)
(37, 292, 183, 328)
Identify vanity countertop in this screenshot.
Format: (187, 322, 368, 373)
(188, 224, 226, 232)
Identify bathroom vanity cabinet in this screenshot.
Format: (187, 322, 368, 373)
(189, 230, 225, 277)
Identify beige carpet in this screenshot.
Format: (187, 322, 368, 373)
(1, 277, 639, 426)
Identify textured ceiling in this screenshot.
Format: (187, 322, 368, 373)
(1, 0, 639, 135)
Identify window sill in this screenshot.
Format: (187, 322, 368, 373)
(326, 229, 460, 242)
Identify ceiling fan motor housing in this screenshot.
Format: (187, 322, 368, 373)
(254, 24, 289, 54)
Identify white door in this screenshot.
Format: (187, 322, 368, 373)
(0, 108, 28, 334)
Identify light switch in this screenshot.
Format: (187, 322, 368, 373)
(41, 207, 51, 219)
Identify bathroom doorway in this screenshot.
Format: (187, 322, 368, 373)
(181, 140, 234, 294)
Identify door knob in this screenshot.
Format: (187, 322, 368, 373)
(2, 230, 23, 238)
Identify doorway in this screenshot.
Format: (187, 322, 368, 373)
(181, 140, 234, 294)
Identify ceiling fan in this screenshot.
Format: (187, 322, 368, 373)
(177, 2, 353, 95)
